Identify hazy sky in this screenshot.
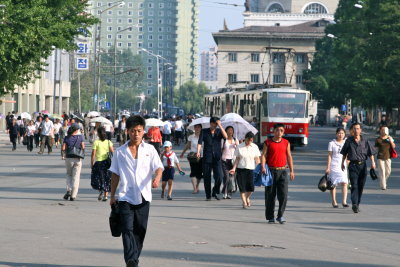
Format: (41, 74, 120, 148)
(198, 0, 245, 52)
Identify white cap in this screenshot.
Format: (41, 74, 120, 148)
(163, 141, 172, 147)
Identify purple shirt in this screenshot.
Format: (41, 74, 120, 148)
(63, 135, 84, 149)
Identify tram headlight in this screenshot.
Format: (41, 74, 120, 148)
(299, 128, 303, 133)
(270, 127, 274, 132)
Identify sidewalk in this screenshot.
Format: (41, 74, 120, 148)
(0, 131, 9, 146)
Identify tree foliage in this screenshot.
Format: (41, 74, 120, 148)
(304, 0, 400, 111)
(176, 81, 210, 114)
(69, 48, 146, 113)
(0, 0, 97, 95)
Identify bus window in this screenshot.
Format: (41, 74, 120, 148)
(265, 92, 306, 118)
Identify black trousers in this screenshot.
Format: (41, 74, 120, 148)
(27, 135, 34, 151)
(34, 133, 41, 147)
(265, 169, 288, 220)
(348, 162, 367, 206)
(203, 158, 223, 198)
(10, 134, 17, 150)
(162, 134, 170, 143)
(106, 131, 112, 141)
(119, 200, 150, 264)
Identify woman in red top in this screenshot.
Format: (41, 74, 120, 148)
(147, 126, 162, 155)
(261, 123, 295, 224)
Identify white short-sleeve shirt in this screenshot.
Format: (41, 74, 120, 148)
(161, 151, 179, 167)
(109, 141, 164, 205)
(234, 142, 261, 170)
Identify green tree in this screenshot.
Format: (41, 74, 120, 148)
(305, 0, 400, 118)
(0, 0, 97, 95)
(176, 81, 210, 114)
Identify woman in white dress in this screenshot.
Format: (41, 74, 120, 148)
(325, 128, 349, 208)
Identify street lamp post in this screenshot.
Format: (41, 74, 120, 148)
(140, 48, 168, 118)
(93, 1, 125, 112)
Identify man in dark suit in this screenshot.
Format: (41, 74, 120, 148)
(196, 117, 228, 200)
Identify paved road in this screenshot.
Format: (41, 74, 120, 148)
(0, 127, 399, 267)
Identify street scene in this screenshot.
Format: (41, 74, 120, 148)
(0, 127, 399, 267)
(1, 0, 400, 267)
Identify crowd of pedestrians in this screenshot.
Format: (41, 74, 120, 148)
(3, 111, 397, 267)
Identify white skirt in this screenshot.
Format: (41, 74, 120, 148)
(329, 170, 348, 185)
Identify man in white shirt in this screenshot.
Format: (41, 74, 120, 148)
(162, 119, 172, 143)
(38, 115, 54, 154)
(174, 116, 183, 145)
(109, 116, 163, 267)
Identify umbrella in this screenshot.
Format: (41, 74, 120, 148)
(188, 117, 211, 131)
(87, 111, 100, 118)
(145, 118, 164, 128)
(90, 116, 113, 125)
(221, 113, 258, 140)
(20, 112, 32, 120)
(50, 114, 63, 120)
(40, 110, 50, 114)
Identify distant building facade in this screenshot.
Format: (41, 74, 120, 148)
(200, 47, 218, 82)
(1, 49, 71, 131)
(86, 0, 198, 96)
(212, 0, 339, 90)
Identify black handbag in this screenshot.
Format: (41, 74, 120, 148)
(105, 140, 113, 168)
(187, 152, 200, 163)
(318, 174, 328, 192)
(109, 203, 121, 237)
(66, 136, 85, 159)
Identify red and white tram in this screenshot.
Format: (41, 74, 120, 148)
(204, 86, 311, 147)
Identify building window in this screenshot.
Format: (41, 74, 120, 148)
(148, 27, 153, 32)
(117, 34, 122, 39)
(107, 26, 113, 31)
(107, 18, 112, 23)
(273, 75, 282, 83)
(118, 11, 123, 16)
(148, 3, 154, 8)
(139, 19, 143, 24)
(148, 35, 153, 40)
(138, 11, 143, 16)
(128, 11, 133, 16)
(138, 42, 143, 48)
(167, 51, 171, 56)
(117, 26, 122, 31)
(158, 50, 163, 55)
(158, 11, 164, 16)
(138, 35, 143, 40)
(158, 27, 163, 32)
(139, 3, 144, 8)
(107, 34, 112, 39)
(158, 19, 164, 24)
(251, 74, 259, 83)
(304, 3, 328, 14)
(107, 42, 112, 47)
(148, 74, 153, 79)
(166, 27, 171, 32)
(128, 19, 133, 23)
(296, 54, 306, 63)
(251, 53, 260, 62)
(228, 74, 237, 83)
(158, 35, 163, 40)
(267, 3, 284, 13)
(148, 11, 154, 16)
(148, 43, 153, 48)
(108, 10, 112, 15)
(139, 27, 143, 32)
(147, 82, 152, 87)
(117, 19, 122, 24)
(273, 53, 284, 63)
(158, 43, 163, 48)
(159, 3, 164, 8)
(128, 2, 133, 8)
(148, 66, 152, 71)
(296, 75, 303, 84)
(127, 34, 132, 39)
(127, 43, 132, 47)
(97, 2, 102, 7)
(148, 58, 153, 64)
(228, 52, 237, 62)
(147, 89, 152, 95)
(148, 19, 153, 24)
(117, 42, 122, 47)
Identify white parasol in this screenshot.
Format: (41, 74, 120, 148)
(87, 111, 100, 118)
(187, 117, 211, 131)
(145, 118, 164, 127)
(90, 116, 113, 125)
(221, 113, 258, 140)
(20, 112, 32, 120)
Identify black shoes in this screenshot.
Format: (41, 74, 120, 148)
(212, 194, 220, 200)
(342, 203, 349, 208)
(127, 259, 139, 267)
(352, 204, 359, 213)
(63, 191, 71, 200)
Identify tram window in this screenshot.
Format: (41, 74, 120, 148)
(265, 92, 306, 118)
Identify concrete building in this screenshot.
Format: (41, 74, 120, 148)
(244, 0, 338, 26)
(200, 47, 218, 82)
(87, 0, 198, 97)
(0, 49, 71, 131)
(212, 0, 339, 89)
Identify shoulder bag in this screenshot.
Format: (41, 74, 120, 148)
(187, 152, 200, 163)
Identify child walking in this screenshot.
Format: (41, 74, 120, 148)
(161, 141, 184, 200)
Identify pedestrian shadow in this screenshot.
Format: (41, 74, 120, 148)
(0, 262, 107, 267)
(299, 221, 400, 234)
(139, 250, 385, 267)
